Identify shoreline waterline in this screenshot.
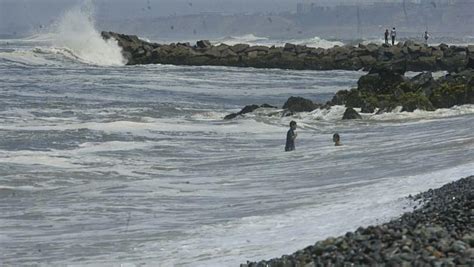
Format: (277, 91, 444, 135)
(243, 176, 474, 267)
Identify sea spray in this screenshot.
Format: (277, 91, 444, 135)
(214, 34, 344, 49)
(50, 0, 126, 66)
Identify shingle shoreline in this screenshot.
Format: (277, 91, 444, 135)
(242, 176, 473, 267)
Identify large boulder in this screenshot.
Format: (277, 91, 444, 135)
(467, 45, 474, 69)
(430, 83, 474, 109)
(283, 43, 297, 53)
(369, 61, 406, 76)
(468, 56, 474, 69)
(330, 90, 350, 105)
(331, 88, 377, 112)
(196, 40, 212, 49)
(407, 56, 438, 72)
(378, 45, 403, 61)
(282, 96, 319, 112)
(410, 72, 434, 88)
(358, 55, 377, 68)
(358, 62, 407, 94)
(342, 108, 362, 120)
(224, 104, 260, 120)
(439, 54, 468, 72)
(409, 71, 438, 96)
(399, 92, 435, 112)
(230, 44, 250, 54)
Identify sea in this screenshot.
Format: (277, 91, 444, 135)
(0, 3, 473, 267)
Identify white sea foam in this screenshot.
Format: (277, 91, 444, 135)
(49, 0, 126, 66)
(215, 34, 344, 49)
(215, 34, 270, 46)
(0, 49, 61, 66)
(367, 104, 474, 121)
(135, 163, 474, 267)
(290, 36, 345, 49)
(0, 1, 126, 66)
(1, 50, 472, 266)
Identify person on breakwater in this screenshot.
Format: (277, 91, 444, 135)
(391, 27, 397, 45)
(285, 121, 297, 152)
(333, 133, 342, 146)
(384, 29, 389, 45)
(424, 31, 430, 45)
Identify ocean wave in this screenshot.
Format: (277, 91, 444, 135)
(366, 104, 474, 121)
(0, 49, 63, 66)
(215, 34, 270, 46)
(220, 104, 474, 126)
(1, 1, 126, 67)
(214, 34, 344, 49)
(289, 36, 345, 49)
(50, 1, 126, 66)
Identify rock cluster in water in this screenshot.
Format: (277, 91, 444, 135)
(224, 65, 474, 120)
(242, 176, 474, 267)
(101, 31, 474, 119)
(330, 63, 474, 115)
(102, 31, 472, 72)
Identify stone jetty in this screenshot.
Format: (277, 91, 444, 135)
(102, 31, 472, 72)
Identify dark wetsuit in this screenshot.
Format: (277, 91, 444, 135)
(285, 128, 296, 151)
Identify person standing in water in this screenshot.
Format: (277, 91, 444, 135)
(333, 133, 342, 146)
(391, 27, 397, 45)
(285, 121, 297, 152)
(384, 29, 389, 45)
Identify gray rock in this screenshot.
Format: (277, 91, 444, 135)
(230, 44, 250, 53)
(283, 43, 296, 52)
(196, 40, 212, 49)
(245, 46, 270, 53)
(342, 107, 362, 120)
(450, 240, 467, 253)
(283, 96, 319, 112)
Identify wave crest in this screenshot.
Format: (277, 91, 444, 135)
(214, 34, 344, 49)
(50, 0, 126, 66)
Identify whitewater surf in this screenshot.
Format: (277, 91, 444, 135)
(0, 1, 473, 267)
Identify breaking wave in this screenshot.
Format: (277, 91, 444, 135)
(215, 34, 344, 49)
(0, 0, 126, 66)
(49, 0, 126, 66)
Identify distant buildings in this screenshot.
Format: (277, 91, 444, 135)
(297, 0, 460, 14)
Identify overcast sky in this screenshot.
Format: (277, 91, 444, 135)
(0, 0, 300, 34)
(0, 0, 297, 21)
(0, 0, 443, 37)
(0, 0, 390, 23)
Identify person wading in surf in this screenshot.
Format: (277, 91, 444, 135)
(285, 121, 297, 152)
(333, 133, 342, 146)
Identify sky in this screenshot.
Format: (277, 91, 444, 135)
(0, 0, 299, 35)
(0, 0, 391, 24)
(1, 0, 471, 38)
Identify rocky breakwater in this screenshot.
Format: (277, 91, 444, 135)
(101, 31, 470, 72)
(242, 176, 474, 267)
(330, 61, 474, 116)
(224, 64, 474, 121)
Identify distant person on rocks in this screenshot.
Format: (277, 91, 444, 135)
(424, 31, 430, 45)
(384, 29, 389, 45)
(333, 133, 342, 146)
(285, 121, 297, 152)
(391, 27, 397, 45)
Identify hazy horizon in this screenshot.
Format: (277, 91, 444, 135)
(1, 0, 473, 40)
